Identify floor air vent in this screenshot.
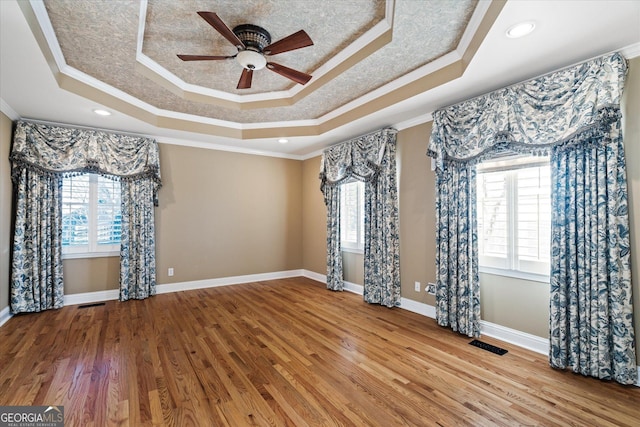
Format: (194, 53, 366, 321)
(469, 339, 508, 355)
(78, 302, 106, 309)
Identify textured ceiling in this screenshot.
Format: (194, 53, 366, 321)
(143, 0, 385, 94)
(42, 0, 477, 123)
(3, 0, 639, 157)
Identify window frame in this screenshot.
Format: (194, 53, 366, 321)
(476, 156, 551, 283)
(61, 173, 121, 259)
(340, 180, 365, 254)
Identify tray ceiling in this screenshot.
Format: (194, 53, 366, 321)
(38, 0, 478, 126)
(3, 1, 638, 157)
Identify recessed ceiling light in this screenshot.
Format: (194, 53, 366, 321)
(278, 138, 289, 144)
(506, 21, 536, 39)
(93, 109, 111, 116)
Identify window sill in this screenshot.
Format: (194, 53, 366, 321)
(341, 247, 364, 255)
(62, 251, 120, 260)
(479, 266, 549, 284)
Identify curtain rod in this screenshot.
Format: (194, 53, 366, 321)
(20, 117, 155, 140)
(438, 50, 623, 112)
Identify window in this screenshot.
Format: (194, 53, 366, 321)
(340, 180, 365, 252)
(61, 174, 121, 258)
(476, 156, 551, 281)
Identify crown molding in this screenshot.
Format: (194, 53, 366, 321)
(0, 98, 19, 120)
(621, 41, 640, 59)
(24, 0, 497, 141)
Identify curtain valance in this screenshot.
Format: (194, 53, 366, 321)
(10, 120, 161, 203)
(320, 127, 397, 191)
(319, 127, 400, 307)
(425, 51, 636, 384)
(427, 52, 626, 169)
(10, 120, 162, 313)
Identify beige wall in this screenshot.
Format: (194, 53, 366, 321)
(154, 143, 302, 284)
(397, 123, 438, 304)
(301, 156, 327, 275)
(63, 257, 120, 294)
(342, 251, 364, 285)
(57, 142, 304, 295)
(623, 56, 640, 365)
(479, 273, 549, 337)
(0, 112, 12, 313)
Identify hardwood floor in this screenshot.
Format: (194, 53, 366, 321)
(1, 277, 639, 426)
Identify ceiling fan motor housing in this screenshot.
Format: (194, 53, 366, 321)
(177, 13, 313, 88)
(233, 24, 271, 51)
(233, 24, 271, 70)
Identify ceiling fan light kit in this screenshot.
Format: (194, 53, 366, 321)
(177, 12, 313, 90)
(236, 50, 267, 70)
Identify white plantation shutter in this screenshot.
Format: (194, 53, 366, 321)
(96, 176, 121, 246)
(516, 166, 551, 274)
(340, 180, 364, 251)
(62, 174, 90, 247)
(62, 174, 121, 256)
(477, 171, 508, 268)
(476, 157, 550, 279)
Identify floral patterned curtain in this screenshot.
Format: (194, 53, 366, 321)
(434, 160, 480, 337)
(10, 167, 64, 313)
(427, 52, 636, 383)
(549, 119, 636, 384)
(10, 120, 162, 312)
(119, 179, 158, 301)
(320, 128, 400, 307)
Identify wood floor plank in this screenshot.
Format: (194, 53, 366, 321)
(1, 277, 639, 426)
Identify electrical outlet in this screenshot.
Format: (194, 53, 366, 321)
(426, 282, 436, 295)
(414, 281, 421, 292)
(168, 268, 174, 277)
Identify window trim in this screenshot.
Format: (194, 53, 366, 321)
(476, 156, 551, 283)
(61, 173, 121, 259)
(340, 180, 365, 253)
(479, 266, 549, 283)
(63, 250, 120, 260)
(341, 246, 364, 255)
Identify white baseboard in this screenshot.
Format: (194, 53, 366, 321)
(400, 297, 437, 318)
(302, 269, 326, 283)
(479, 320, 549, 355)
(0, 306, 12, 328)
(343, 280, 364, 294)
(64, 289, 120, 306)
(637, 367, 640, 387)
(300, 270, 364, 295)
(155, 269, 304, 294)
(60, 270, 306, 308)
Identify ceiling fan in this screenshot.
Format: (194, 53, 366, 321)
(177, 12, 314, 90)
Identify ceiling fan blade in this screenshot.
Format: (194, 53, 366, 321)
(266, 62, 312, 85)
(177, 54, 235, 61)
(237, 68, 253, 89)
(197, 12, 245, 49)
(264, 30, 313, 55)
